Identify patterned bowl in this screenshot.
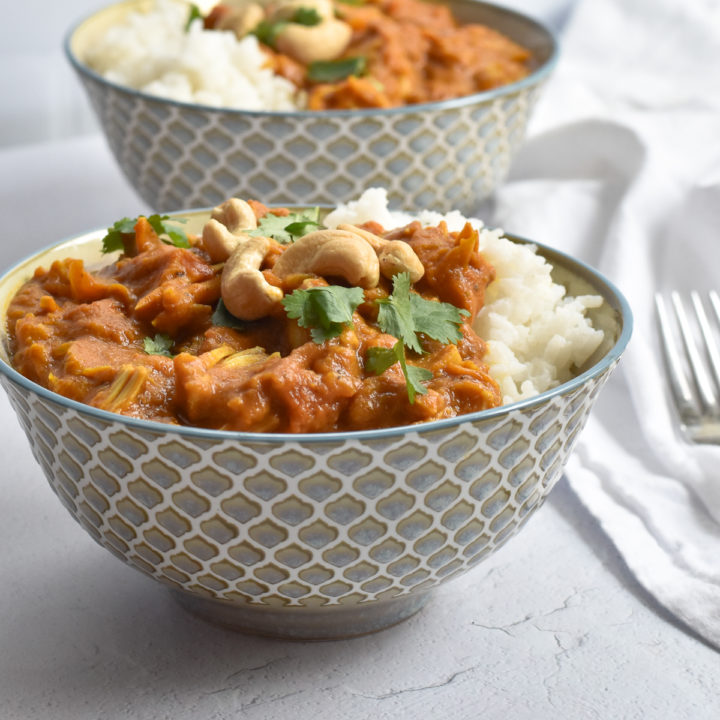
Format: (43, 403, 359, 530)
(0, 210, 631, 639)
(65, 0, 557, 214)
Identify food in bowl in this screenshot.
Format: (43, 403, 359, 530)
(0, 191, 630, 639)
(6, 189, 603, 433)
(82, 0, 533, 111)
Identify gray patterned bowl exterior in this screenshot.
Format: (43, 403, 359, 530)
(0, 219, 631, 639)
(65, 0, 557, 214)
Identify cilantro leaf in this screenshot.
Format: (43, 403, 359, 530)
(252, 8, 321, 48)
(185, 3, 203, 31)
(101, 214, 190, 254)
(147, 214, 190, 248)
(143, 333, 174, 357)
(252, 19, 286, 48)
(375, 273, 423, 353)
(307, 56, 367, 84)
(249, 208, 321, 244)
(211, 298, 247, 330)
(410, 293, 470, 344)
(366, 341, 431, 404)
(370, 272, 469, 402)
(282, 285, 364, 342)
(291, 7, 322, 25)
(101, 217, 137, 254)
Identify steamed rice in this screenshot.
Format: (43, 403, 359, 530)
(325, 189, 605, 404)
(83, 0, 301, 110)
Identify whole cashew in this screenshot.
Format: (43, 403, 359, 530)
(203, 198, 258, 263)
(337, 224, 425, 283)
(272, 229, 380, 288)
(216, 2, 265, 39)
(221, 235, 284, 321)
(275, 18, 352, 64)
(211, 197, 258, 234)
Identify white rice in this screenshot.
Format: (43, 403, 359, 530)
(83, 0, 301, 111)
(325, 188, 605, 404)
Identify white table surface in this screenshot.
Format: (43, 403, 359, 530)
(2, 1, 720, 716)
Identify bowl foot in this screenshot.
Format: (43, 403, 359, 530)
(171, 590, 431, 641)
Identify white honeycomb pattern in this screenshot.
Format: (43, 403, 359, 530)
(1, 362, 614, 610)
(78, 72, 545, 213)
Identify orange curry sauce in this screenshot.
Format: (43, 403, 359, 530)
(7, 208, 501, 433)
(210, 0, 532, 109)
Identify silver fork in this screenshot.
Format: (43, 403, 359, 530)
(655, 291, 720, 444)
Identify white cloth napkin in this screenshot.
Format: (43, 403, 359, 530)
(490, 0, 720, 649)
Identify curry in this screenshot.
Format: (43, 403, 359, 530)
(205, 0, 532, 109)
(7, 200, 501, 433)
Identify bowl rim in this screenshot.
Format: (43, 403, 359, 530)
(63, 0, 559, 120)
(0, 213, 633, 444)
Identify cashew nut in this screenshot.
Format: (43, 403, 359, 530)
(211, 198, 258, 234)
(337, 224, 425, 283)
(215, 2, 265, 39)
(272, 0, 335, 22)
(203, 198, 258, 263)
(275, 18, 353, 65)
(272, 229, 380, 288)
(221, 235, 284, 321)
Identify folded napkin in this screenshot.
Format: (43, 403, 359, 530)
(490, 0, 720, 648)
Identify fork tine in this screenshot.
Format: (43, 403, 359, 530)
(655, 293, 697, 414)
(671, 291, 719, 413)
(691, 291, 720, 393)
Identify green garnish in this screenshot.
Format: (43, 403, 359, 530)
(282, 285, 364, 343)
(376, 272, 469, 351)
(211, 298, 246, 330)
(367, 273, 467, 402)
(101, 214, 190, 254)
(307, 56, 367, 83)
(252, 7, 322, 48)
(366, 341, 433, 404)
(101, 217, 137, 254)
(279, 272, 469, 403)
(248, 208, 322, 245)
(184, 3, 203, 31)
(291, 7, 323, 25)
(252, 19, 285, 48)
(143, 333, 174, 357)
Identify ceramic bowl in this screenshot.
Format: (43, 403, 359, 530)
(0, 210, 631, 639)
(65, 0, 557, 214)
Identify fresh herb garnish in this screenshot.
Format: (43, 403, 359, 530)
(368, 273, 468, 401)
(291, 7, 323, 25)
(101, 214, 190, 254)
(366, 341, 433, 403)
(211, 298, 247, 330)
(248, 208, 321, 245)
(282, 285, 364, 342)
(252, 7, 322, 48)
(147, 214, 190, 248)
(184, 3, 203, 31)
(143, 333, 174, 357)
(307, 56, 367, 83)
(279, 271, 468, 402)
(101, 217, 137, 254)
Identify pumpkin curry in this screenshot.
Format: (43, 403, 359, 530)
(7, 199, 501, 432)
(205, 0, 533, 109)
